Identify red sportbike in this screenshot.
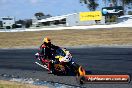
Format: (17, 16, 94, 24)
(35, 48, 86, 76)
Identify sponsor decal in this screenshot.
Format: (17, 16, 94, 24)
(79, 11, 102, 21)
(102, 6, 124, 16)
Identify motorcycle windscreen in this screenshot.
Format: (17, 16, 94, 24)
(55, 48, 66, 57)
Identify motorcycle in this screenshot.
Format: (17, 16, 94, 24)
(35, 48, 86, 76)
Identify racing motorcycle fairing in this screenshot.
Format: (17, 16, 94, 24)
(55, 48, 72, 63)
(35, 48, 86, 76)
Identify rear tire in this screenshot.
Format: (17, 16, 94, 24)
(54, 64, 67, 75)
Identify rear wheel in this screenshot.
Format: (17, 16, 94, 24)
(54, 64, 67, 75)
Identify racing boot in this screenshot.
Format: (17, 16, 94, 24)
(48, 61, 54, 74)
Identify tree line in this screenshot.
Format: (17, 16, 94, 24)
(12, 0, 132, 28)
(80, 0, 131, 11)
(15, 12, 52, 28)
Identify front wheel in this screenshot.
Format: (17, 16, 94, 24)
(69, 62, 80, 75)
(76, 76, 86, 84)
(78, 66, 86, 76)
(76, 66, 86, 84)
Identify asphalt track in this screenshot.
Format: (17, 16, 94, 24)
(0, 47, 132, 88)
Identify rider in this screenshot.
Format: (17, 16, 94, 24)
(39, 37, 59, 73)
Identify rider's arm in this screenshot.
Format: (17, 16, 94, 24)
(51, 44, 60, 50)
(39, 44, 46, 58)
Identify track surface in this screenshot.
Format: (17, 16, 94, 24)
(0, 47, 132, 88)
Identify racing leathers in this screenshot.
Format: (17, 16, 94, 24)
(39, 43, 59, 73)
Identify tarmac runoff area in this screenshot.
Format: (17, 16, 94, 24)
(0, 47, 132, 88)
(0, 18, 132, 87)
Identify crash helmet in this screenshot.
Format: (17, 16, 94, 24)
(43, 37, 51, 46)
(43, 37, 51, 43)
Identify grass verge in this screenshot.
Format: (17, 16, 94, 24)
(0, 80, 48, 88)
(0, 27, 132, 48)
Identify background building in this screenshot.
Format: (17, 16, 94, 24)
(0, 16, 15, 29)
(33, 12, 105, 27)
